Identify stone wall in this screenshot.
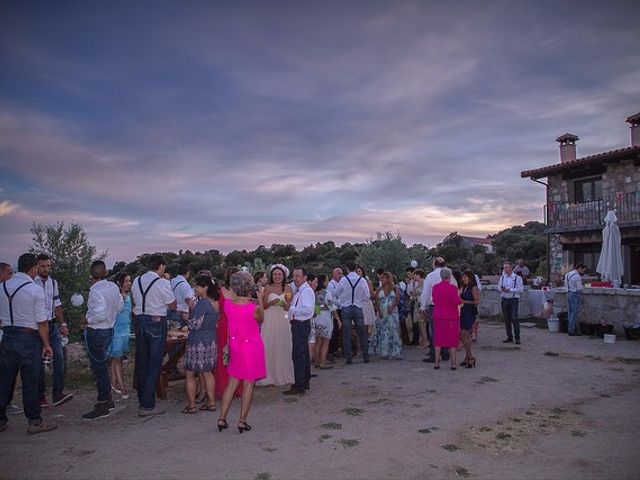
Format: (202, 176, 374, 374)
(479, 285, 640, 335)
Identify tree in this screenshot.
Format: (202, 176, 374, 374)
(357, 232, 410, 279)
(490, 221, 547, 274)
(29, 222, 106, 338)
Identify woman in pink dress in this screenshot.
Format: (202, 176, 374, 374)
(213, 267, 243, 400)
(217, 271, 266, 434)
(432, 267, 462, 370)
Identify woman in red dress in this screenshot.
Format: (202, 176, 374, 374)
(431, 267, 462, 370)
(214, 267, 243, 399)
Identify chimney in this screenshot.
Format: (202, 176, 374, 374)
(555, 133, 579, 163)
(625, 111, 640, 147)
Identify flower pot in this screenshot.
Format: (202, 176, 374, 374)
(547, 318, 559, 333)
(579, 322, 596, 336)
(596, 324, 614, 338)
(557, 312, 569, 334)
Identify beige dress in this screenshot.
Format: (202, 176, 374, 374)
(256, 292, 294, 386)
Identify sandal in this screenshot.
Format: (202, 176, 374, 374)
(181, 406, 197, 414)
(200, 403, 216, 412)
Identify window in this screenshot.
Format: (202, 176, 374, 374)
(574, 250, 600, 276)
(574, 177, 602, 203)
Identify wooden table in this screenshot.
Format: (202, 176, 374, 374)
(156, 337, 187, 400)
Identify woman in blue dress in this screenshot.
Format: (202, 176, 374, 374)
(182, 275, 219, 414)
(459, 270, 480, 368)
(109, 272, 132, 399)
(370, 272, 403, 360)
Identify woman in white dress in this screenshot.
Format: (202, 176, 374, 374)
(357, 265, 377, 336)
(257, 264, 294, 386)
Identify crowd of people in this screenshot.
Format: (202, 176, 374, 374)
(2, 251, 561, 436)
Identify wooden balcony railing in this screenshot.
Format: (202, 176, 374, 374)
(545, 191, 640, 232)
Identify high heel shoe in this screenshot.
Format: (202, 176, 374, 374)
(450, 365, 457, 370)
(217, 418, 228, 432)
(466, 358, 476, 368)
(460, 359, 469, 367)
(238, 421, 252, 434)
(434, 363, 440, 370)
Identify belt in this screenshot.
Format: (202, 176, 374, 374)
(569, 290, 582, 294)
(2, 326, 39, 336)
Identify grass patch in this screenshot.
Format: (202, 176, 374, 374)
(454, 466, 471, 477)
(442, 444, 458, 452)
(338, 438, 360, 448)
(544, 351, 560, 357)
(476, 376, 498, 384)
(255, 474, 271, 480)
(262, 447, 277, 453)
(342, 407, 365, 416)
(496, 432, 512, 440)
(366, 398, 392, 405)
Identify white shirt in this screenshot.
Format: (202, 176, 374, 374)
(0, 272, 47, 329)
(171, 275, 193, 313)
(87, 280, 124, 329)
(498, 273, 524, 299)
(565, 270, 584, 293)
(334, 272, 371, 308)
(327, 279, 341, 308)
(288, 282, 315, 321)
(420, 268, 458, 309)
(131, 271, 175, 316)
(35, 275, 62, 320)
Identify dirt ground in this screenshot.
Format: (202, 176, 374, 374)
(1, 321, 640, 480)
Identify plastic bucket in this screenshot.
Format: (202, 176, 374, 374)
(603, 334, 616, 344)
(547, 318, 560, 333)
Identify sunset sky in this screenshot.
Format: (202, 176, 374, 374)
(1, 1, 639, 264)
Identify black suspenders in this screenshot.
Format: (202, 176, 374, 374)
(138, 276, 161, 314)
(2, 282, 32, 326)
(345, 276, 362, 305)
(172, 280, 186, 292)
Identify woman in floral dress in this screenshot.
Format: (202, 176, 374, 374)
(182, 275, 219, 413)
(370, 272, 403, 360)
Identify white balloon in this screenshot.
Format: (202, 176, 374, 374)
(71, 293, 84, 307)
(410, 260, 418, 268)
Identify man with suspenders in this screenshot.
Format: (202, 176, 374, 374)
(565, 263, 587, 336)
(131, 255, 176, 416)
(169, 264, 194, 327)
(499, 261, 524, 344)
(334, 261, 371, 365)
(36, 254, 73, 407)
(0, 253, 57, 435)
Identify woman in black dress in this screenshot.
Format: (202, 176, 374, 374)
(459, 270, 480, 368)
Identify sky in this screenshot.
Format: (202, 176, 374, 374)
(1, 0, 639, 264)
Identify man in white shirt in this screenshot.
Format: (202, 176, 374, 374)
(131, 254, 176, 416)
(81, 261, 124, 420)
(0, 253, 57, 435)
(498, 261, 524, 344)
(36, 254, 73, 407)
(334, 261, 371, 365)
(327, 267, 343, 358)
(420, 257, 458, 363)
(565, 263, 587, 337)
(283, 267, 316, 395)
(169, 264, 194, 327)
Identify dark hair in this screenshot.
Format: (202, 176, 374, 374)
(293, 266, 306, 276)
(375, 267, 385, 275)
(452, 270, 463, 287)
(406, 266, 415, 273)
(253, 271, 266, 283)
(36, 253, 51, 262)
(0, 262, 10, 273)
(18, 253, 37, 273)
(462, 270, 477, 288)
(178, 263, 192, 275)
(90, 260, 107, 280)
(114, 271, 131, 287)
(195, 274, 220, 301)
(355, 265, 367, 279)
(223, 266, 239, 288)
(316, 274, 327, 290)
(433, 257, 446, 268)
(575, 263, 587, 270)
(307, 273, 316, 284)
(414, 269, 425, 279)
(147, 254, 166, 271)
(268, 266, 287, 289)
(345, 261, 357, 272)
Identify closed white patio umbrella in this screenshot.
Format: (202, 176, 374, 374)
(596, 210, 624, 284)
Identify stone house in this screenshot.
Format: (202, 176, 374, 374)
(521, 112, 640, 285)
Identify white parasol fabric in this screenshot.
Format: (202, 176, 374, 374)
(596, 210, 624, 283)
